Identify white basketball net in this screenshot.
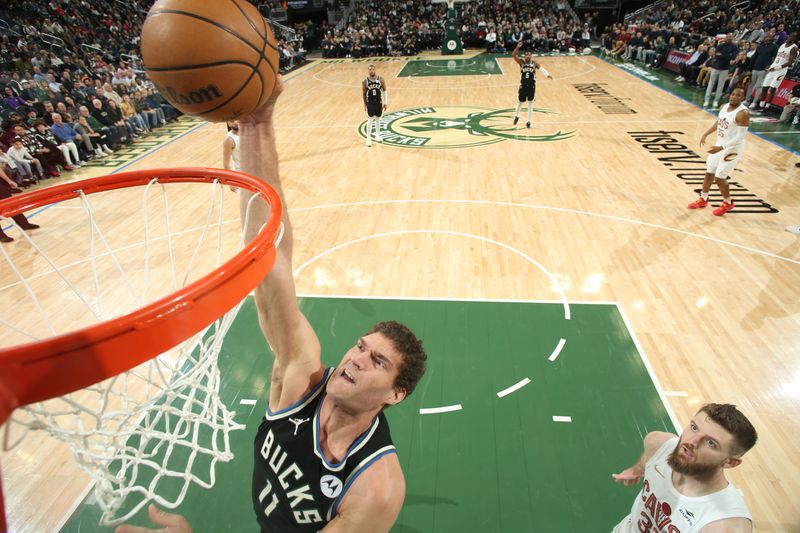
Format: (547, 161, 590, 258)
(0, 177, 271, 525)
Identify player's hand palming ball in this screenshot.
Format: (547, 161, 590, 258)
(141, 0, 279, 123)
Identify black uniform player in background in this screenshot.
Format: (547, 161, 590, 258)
(362, 65, 387, 147)
(512, 41, 553, 128)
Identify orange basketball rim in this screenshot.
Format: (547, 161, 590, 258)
(0, 168, 282, 531)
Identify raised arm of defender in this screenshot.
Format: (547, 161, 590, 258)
(238, 77, 326, 412)
(512, 41, 523, 65)
(611, 431, 674, 486)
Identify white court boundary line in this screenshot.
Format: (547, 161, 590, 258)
(289, 199, 800, 266)
(497, 377, 531, 398)
(616, 302, 681, 432)
(548, 338, 567, 362)
(292, 294, 685, 427)
(296, 294, 616, 305)
(292, 229, 572, 320)
(420, 404, 462, 414)
(292, 232, 570, 415)
(5, 194, 798, 296)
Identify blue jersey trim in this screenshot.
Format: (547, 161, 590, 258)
(330, 448, 398, 519)
(265, 367, 332, 417)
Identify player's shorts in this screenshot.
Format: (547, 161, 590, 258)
(366, 100, 383, 117)
(762, 68, 787, 89)
(706, 145, 743, 179)
(518, 84, 536, 102)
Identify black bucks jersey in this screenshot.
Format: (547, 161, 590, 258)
(365, 75, 383, 117)
(251, 368, 397, 532)
(518, 61, 537, 102)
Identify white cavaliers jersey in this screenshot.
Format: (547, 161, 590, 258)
(612, 437, 751, 533)
(225, 130, 240, 171)
(769, 42, 797, 71)
(716, 103, 747, 148)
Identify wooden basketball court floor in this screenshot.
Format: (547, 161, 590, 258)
(1, 53, 799, 532)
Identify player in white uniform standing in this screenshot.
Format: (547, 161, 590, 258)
(755, 33, 797, 112)
(612, 403, 757, 533)
(222, 120, 241, 172)
(688, 87, 749, 216)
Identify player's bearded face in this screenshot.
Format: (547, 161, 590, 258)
(666, 439, 725, 478)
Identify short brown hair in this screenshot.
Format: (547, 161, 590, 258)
(368, 321, 427, 397)
(699, 403, 757, 455)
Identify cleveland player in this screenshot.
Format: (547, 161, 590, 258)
(362, 64, 387, 147)
(512, 41, 552, 128)
(755, 32, 797, 112)
(688, 87, 750, 216)
(612, 403, 757, 533)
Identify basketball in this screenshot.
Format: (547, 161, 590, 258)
(141, 0, 279, 123)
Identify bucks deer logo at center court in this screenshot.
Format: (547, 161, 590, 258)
(358, 106, 578, 149)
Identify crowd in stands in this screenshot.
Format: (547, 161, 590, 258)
(457, 0, 590, 53)
(601, 0, 800, 125)
(0, 0, 183, 192)
(323, 0, 448, 58)
(322, 0, 589, 59)
(275, 22, 310, 71)
(257, 1, 310, 70)
(0, 0, 312, 194)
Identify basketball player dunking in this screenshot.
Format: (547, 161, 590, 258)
(688, 87, 750, 216)
(512, 41, 552, 128)
(612, 403, 757, 533)
(362, 65, 387, 147)
(118, 77, 427, 533)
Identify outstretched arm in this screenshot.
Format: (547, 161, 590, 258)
(238, 78, 325, 412)
(700, 119, 718, 147)
(115, 504, 191, 533)
(612, 431, 674, 486)
(512, 41, 523, 65)
(222, 136, 234, 170)
(534, 60, 553, 79)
